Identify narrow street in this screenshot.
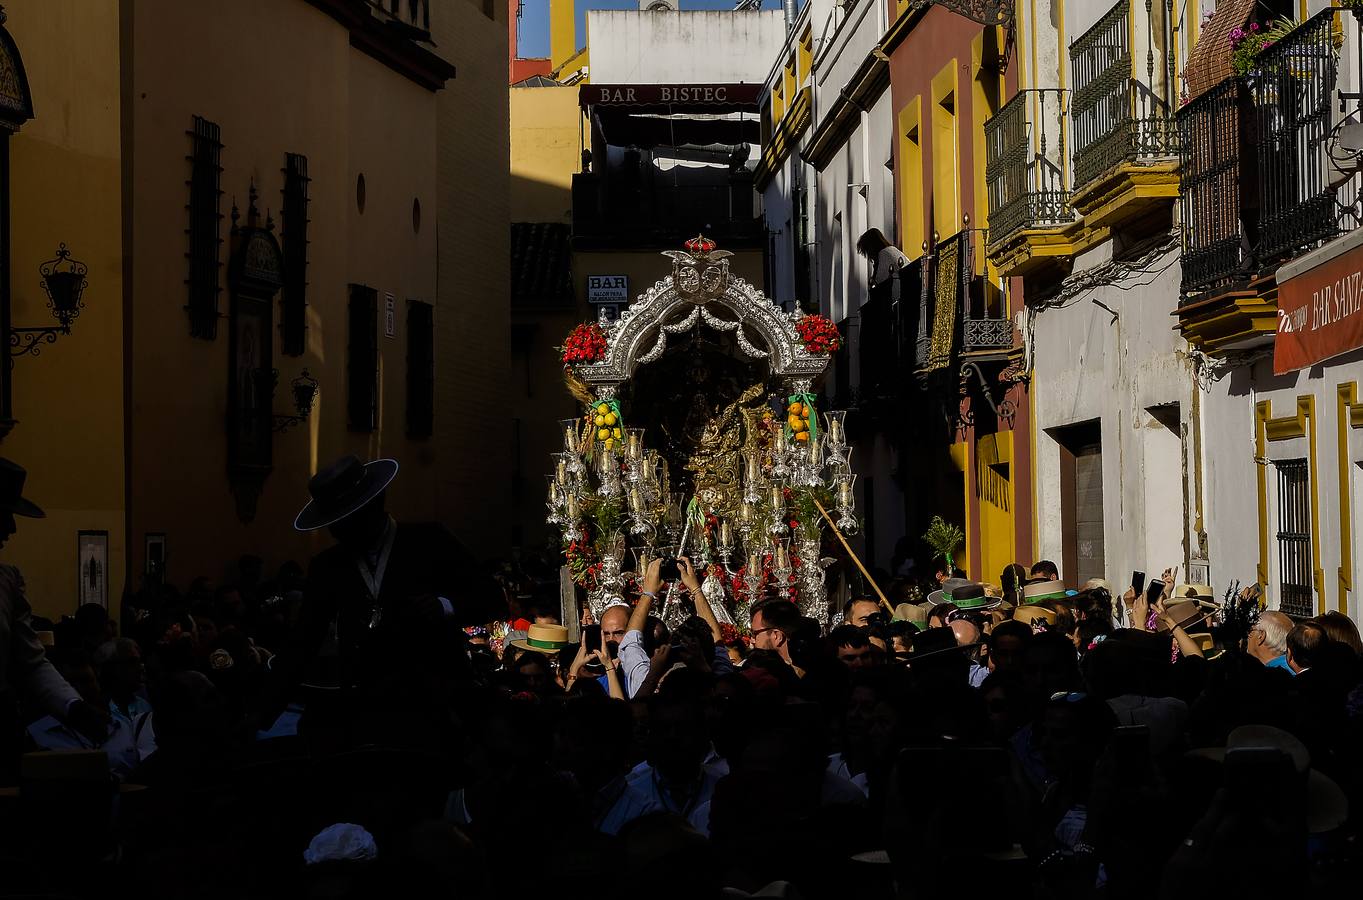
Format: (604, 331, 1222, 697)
(0, 1, 1362, 897)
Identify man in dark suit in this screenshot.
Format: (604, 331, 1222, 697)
(271, 456, 502, 743)
(0, 459, 109, 769)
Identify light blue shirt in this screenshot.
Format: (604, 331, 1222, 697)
(618, 629, 734, 698)
(27, 710, 153, 779)
(1267, 654, 1294, 674)
(969, 662, 990, 688)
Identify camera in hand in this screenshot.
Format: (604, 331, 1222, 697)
(659, 557, 681, 582)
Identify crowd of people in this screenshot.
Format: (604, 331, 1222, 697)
(3, 454, 1363, 898)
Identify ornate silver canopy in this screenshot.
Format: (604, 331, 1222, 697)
(573, 244, 831, 389)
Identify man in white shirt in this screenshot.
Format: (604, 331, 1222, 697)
(27, 655, 149, 779)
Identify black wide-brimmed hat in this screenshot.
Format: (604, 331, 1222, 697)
(293, 455, 398, 532)
(0, 458, 45, 519)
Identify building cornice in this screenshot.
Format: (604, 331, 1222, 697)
(802, 46, 892, 170)
(755, 87, 813, 191)
(803, 2, 930, 171)
(306, 0, 456, 91)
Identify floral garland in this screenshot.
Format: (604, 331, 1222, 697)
(561, 322, 608, 366)
(564, 537, 602, 590)
(794, 314, 842, 354)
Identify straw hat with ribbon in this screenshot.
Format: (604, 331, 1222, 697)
(1171, 584, 1218, 608)
(944, 581, 1000, 612)
(1154, 600, 1214, 634)
(1012, 605, 1059, 628)
(1022, 580, 1071, 604)
(926, 577, 974, 607)
(510, 623, 572, 657)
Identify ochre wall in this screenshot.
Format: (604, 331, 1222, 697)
(510, 79, 582, 552)
(124, 0, 444, 587)
(4, 0, 126, 619)
(433, 1, 514, 559)
(510, 85, 581, 225)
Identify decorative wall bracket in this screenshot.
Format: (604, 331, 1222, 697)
(958, 358, 1029, 427)
(930, 0, 1012, 27)
(929, 0, 1015, 70)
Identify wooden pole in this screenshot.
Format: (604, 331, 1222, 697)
(811, 494, 894, 615)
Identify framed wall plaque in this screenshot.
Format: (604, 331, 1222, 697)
(78, 530, 109, 610)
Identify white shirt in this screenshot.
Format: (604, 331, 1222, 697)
(873, 246, 912, 285)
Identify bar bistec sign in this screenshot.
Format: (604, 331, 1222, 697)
(582, 83, 762, 107)
(1275, 244, 1363, 374)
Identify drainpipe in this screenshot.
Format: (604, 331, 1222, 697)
(784, 0, 797, 31)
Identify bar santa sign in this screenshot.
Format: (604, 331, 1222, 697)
(1275, 241, 1363, 374)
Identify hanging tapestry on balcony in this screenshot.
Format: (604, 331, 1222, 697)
(926, 233, 960, 372)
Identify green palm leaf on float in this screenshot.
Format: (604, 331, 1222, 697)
(923, 516, 964, 569)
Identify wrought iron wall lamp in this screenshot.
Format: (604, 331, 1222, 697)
(11, 243, 88, 357)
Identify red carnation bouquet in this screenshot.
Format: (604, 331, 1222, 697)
(561, 322, 608, 365)
(795, 315, 841, 354)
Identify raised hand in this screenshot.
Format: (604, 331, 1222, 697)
(1131, 590, 1151, 632)
(678, 556, 703, 592)
(642, 558, 664, 597)
(649, 643, 671, 677)
(1160, 567, 1178, 600)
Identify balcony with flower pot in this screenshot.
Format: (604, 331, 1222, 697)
(1176, 9, 1351, 355)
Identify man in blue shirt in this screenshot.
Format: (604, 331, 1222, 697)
(1248, 610, 1294, 673)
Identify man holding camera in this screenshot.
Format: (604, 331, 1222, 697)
(618, 557, 728, 698)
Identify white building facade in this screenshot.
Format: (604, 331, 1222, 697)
(1003, 0, 1196, 591)
(758, 0, 909, 573)
(1183, 1, 1363, 623)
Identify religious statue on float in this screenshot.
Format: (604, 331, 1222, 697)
(546, 236, 864, 637)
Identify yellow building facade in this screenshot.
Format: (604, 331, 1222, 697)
(509, 81, 584, 551)
(0, 0, 510, 618)
(2, 0, 127, 616)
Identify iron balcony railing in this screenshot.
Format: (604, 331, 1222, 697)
(1070, 0, 1179, 193)
(1177, 77, 1255, 298)
(1254, 8, 1341, 264)
(985, 88, 1074, 246)
(1178, 9, 1351, 300)
(961, 225, 1013, 354)
(913, 228, 1011, 372)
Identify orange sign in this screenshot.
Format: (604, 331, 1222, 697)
(1275, 243, 1363, 374)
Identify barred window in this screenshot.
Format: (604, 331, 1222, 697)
(406, 301, 434, 439)
(347, 285, 379, 432)
(187, 116, 223, 339)
(280, 153, 310, 356)
(1275, 459, 1314, 618)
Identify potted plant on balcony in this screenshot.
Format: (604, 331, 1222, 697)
(1228, 19, 1297, 75)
